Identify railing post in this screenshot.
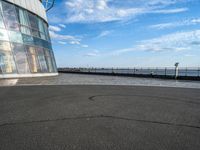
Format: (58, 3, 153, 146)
(175, 67, 179, 79)
(156, 68, 158, 75)
(165, 68, 167, 76)
(185, 68, 187, 77)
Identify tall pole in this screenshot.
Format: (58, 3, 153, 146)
(174, 62, 179, 79)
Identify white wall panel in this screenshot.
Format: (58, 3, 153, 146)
(4, 0, 47, 22)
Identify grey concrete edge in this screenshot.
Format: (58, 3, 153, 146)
(0, 73, 59, 79)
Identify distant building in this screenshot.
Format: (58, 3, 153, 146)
(0, 0, 58, 78)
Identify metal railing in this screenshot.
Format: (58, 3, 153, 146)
(58, 67, 200, 78)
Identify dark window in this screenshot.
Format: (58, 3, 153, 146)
(27, 12, 38, 29)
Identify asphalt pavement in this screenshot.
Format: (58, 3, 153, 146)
(0, 85, 200, 150)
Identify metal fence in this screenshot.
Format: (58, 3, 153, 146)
(58, 67, 200, 77)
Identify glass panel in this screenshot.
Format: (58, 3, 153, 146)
(42, 40, 51, 49)
(44, 49, 53, 72)
(0, 28, 9, 41)
(27, 12, 38, 29)
(0, 63, 2, 74)
(2, 1, 19, 30)
(45, 56, 53, 72)
(16, 8, 29, 27)
(38, 19, 45, 33)
(50, 51, 57, 72)
(11, 43, 30, 74)
(31, 29, 39, 38)
(0, 50, 16, 73)
(43, 23, 50, 42)
(0, 1, 5, 29)
(8, 31, 23, 43)
(22, 34, 34, 45)
(16, 7, 31, 35)
(36, 48, 48, 72)
(20, 26, 31, 35)
(40, 32, 46, 40)
(44, 48, 50, 56)
(0, 13, 5, 28)
(34, 37, 42, 47)
(26, 46, 40, 73)
(0, 1, 3, 12)
(0, 41, 11, 51)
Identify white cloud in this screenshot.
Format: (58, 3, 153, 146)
(84, 50, 99, 57)
(191, 18, 200, 24)
(149, 18, 200, 29)
(112, 30, 200, 55)
(69, 41, 80, 45)
(184, 54, 195, 57)
(63, 0, 188, 23)
(59, 24, 66, 28)
(97, 30, 113, 38)
(82, 44, 89, 48)
(58, 41, 67, 45)
(49, 25, 61, 32)
(49, 31, 81, 45)
(152, 8, 188, 14)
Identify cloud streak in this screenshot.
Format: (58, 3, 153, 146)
(149, 18, 200, 29)
(49, 31, 81, 45)
(112, 29, 200, 55)
(49, 0, 190, 24)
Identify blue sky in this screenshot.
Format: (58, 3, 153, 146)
(47, 0, 200, 68)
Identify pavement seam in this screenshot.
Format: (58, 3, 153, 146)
(88, 94, 200, 105)
(0, 115, 200, 130)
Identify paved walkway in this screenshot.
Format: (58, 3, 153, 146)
(0, 73, 200, 88)
(0, 85, 200, 150)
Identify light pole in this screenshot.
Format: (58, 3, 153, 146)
(174, 62, 179, 79)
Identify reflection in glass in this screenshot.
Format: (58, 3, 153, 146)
(44, 49, 54, 72)
(27, 12, 38, 30)
(0, 41, 11, 51)
(8, 31, 23, 43)
(12, 43, 30, 74)
(0, 0, 57, 75)
(26, 46, 40, 73)
(50, 51, 57, 72)
(0, 2, 5, 28)
(16, 8, 31, 35)
(0, 28, 9, 41)
(0, 51, 16, 73)
(36, 48, 48, 72)
(22, 34, 34, 45)
(2, 1, 19, 30)
(32, 29, 40, 38)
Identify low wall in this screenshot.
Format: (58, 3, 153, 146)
(58, 69, 200, 81)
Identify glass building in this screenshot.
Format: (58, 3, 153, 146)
(0, 0, 58, 78)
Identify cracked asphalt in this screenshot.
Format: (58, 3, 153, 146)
(0, 85, 200, 150)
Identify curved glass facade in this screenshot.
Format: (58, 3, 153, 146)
(0, 0, 57, 77)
